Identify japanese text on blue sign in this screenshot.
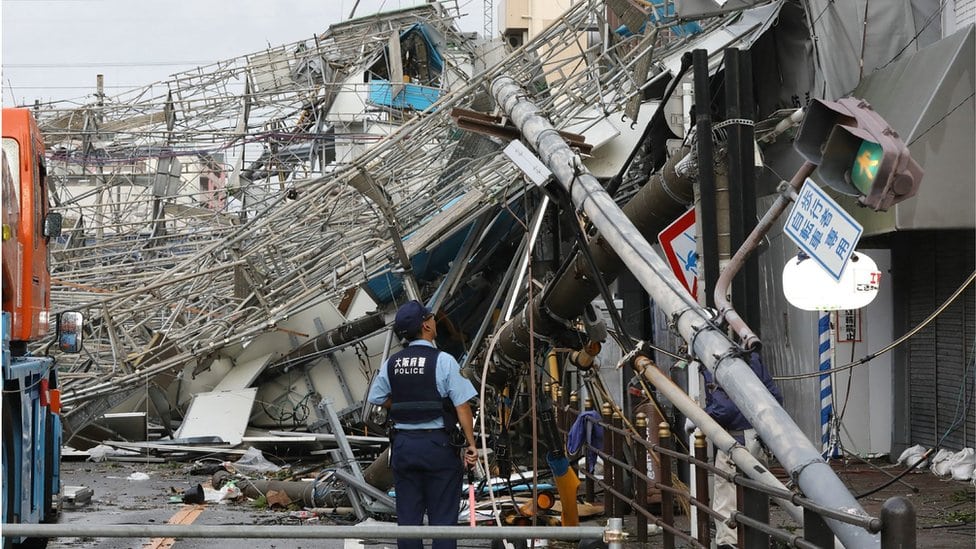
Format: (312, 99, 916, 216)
(785, 178, 863, 282)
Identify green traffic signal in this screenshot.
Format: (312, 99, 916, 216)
(851, 140, 883, 195)
(793, 97, 923, 211)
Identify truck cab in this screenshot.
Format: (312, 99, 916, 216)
(2, 107, 82, 549)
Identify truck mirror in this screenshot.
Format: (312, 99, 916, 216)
(57, 311, 83, 354)
(44, 212, 62, 238)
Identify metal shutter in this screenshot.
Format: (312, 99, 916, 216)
(907, 230, 975, 450)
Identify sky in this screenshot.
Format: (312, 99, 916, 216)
(1, 0, 485, 107)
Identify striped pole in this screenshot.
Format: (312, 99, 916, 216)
(819, 312, 839, 459)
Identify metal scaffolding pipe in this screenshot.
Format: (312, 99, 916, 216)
(212, 470, 321, 508)
(490, 75, 878, 548)
(632, 356, 807, 527)
(332, 466, 397, 509)
(260, 311, 387, 381)
(0, 524, 607, 540)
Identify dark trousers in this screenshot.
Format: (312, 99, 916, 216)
(391, 429, 463, 549)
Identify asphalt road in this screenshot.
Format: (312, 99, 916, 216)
(49, 459, 405, 549)
(43, 457, 976, 549)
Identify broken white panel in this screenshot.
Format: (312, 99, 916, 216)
(327, 73, 373, 123)
(403, 189, 486, 256)
(576, 101, 660, 178)
(251, 299, 377, 424)
(213, 298, 343, 393)
(562, 105, 623, 150)
(175, 388, 257, 445)
(214, 352, 276, 392)
(247, 48, 295, 95)
(331, 118, 395, 165)
(240, 435, 323, 454)
(102, 412, 147, 441)
(176, 356, 234, 402)
(343, 287, 379, 320)
(272, 430, 387, 447)
(303, 341, 375, 414)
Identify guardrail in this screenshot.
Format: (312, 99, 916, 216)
(558, 397, 916, 549)
(1, 524, 614, 544)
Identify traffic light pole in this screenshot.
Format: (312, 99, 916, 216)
(490, 75, 879, 548)
(715, 161, 814, 350)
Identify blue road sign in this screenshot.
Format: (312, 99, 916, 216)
(784, 178, 863, 282)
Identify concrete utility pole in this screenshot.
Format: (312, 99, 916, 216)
(493, 123, 694, 367)
(490, 75, 879, 548)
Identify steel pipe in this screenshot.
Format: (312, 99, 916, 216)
(1, 524, 606, 540)
(713, 162, 815, 350)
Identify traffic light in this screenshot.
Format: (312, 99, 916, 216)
(794, 97, 923, 211)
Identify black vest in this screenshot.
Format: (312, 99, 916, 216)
(387, 344, 457, 426)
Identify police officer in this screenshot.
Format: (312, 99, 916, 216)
(367, 300, 478, 549)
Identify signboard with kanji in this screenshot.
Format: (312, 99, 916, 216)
(658, 208, 698, 298)
(835, 309, 862, 342)
(785, 178, 863, 282)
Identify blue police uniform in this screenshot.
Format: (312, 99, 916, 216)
(367, 339, 477, 549)
(701, 351, 783, 440)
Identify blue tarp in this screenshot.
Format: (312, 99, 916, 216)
(368, 80, 442, 111)
(368, 23, 445, 111)
(615, 0, 702, 38)
(400, 23, 443, 74)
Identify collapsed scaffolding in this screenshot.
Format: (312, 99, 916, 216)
(36, 0, 731, 435)
(16, 0, 909, 545)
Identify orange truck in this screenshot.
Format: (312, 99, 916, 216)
(2, 107, 82, 548)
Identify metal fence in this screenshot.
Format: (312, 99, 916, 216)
(558, 397, 916, 549)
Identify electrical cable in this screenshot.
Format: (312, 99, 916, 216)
(874, 0, 949, 71)
(559, 184, 634, 352)
(775, 270, 975, 381)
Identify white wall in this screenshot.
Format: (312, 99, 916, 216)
(831, 249, 893, 456)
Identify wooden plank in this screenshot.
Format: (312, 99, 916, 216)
(143, 504, 205, 549)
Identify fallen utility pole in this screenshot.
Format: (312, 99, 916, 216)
(493, 116, 694, 366)
(631, 355, 805, 523)
(490, 75, 879, 548)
